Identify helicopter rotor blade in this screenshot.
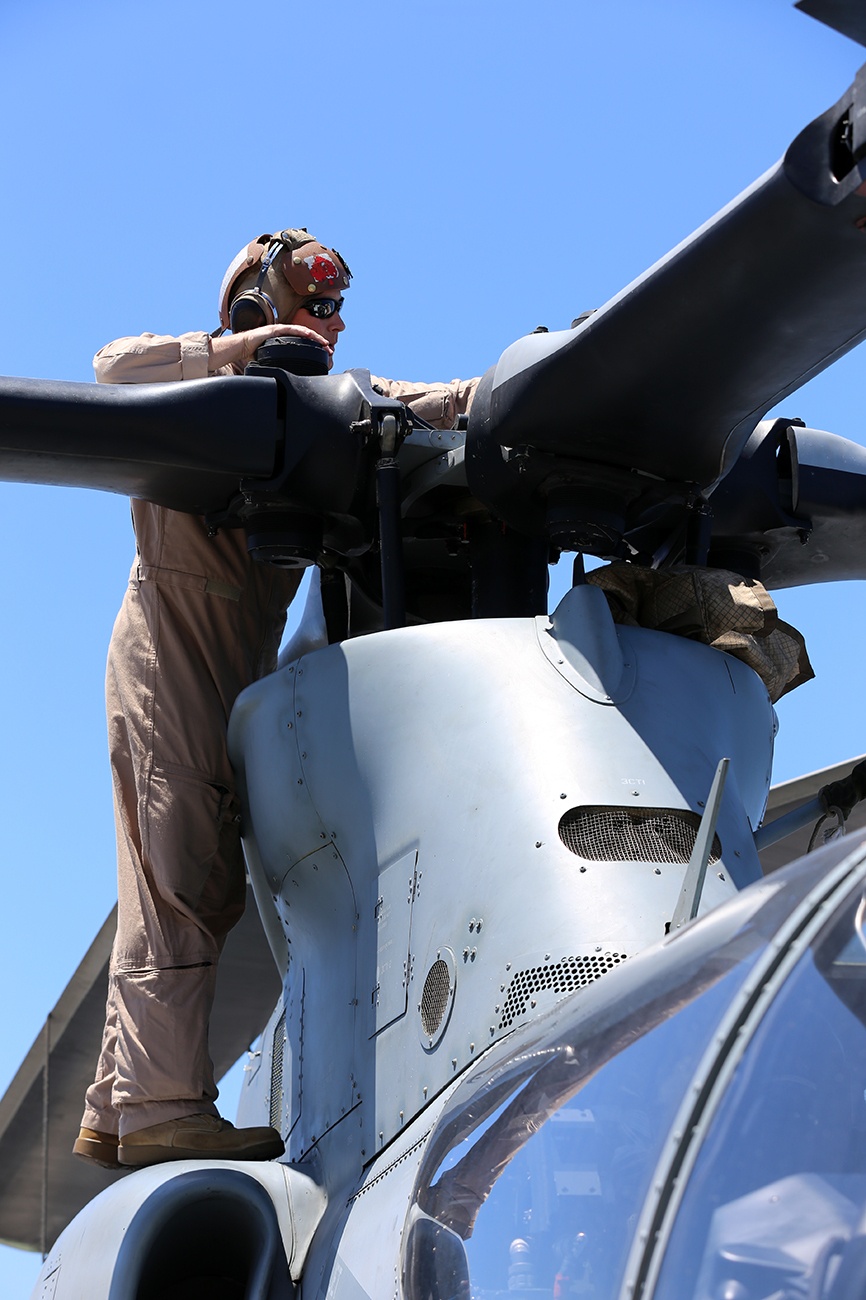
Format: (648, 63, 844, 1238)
(0, 374, 282, 513)
(0, 365, 383, 534)
(467, 62, 866, 548)
(795, 0, 866, 48)
(3, 69, 866, 585)
(708, 420, 866, 589)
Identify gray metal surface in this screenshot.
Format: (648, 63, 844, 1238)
(229, 588, 775, 1180)
(4, 725, 851, 1256)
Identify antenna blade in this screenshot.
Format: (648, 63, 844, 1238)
(671, 758, 730, 931)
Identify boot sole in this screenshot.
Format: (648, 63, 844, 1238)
(118, 1139, 284, 1168)
(72, 1137, 120, 1170)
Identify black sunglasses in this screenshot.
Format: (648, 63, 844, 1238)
(303, 296, 344, 319)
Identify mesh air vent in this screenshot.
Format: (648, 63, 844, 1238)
(269, 1008, 286, 1130)
(420, 959, 452, 1037)
(558, 806, 721, 865)
(499, 953, 627, 1028)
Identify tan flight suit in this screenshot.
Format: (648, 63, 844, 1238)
(82, 331, 477, 1138)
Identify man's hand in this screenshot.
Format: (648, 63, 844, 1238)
(209, 322, 333, 371)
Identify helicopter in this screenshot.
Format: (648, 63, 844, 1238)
(4, 0, 866, 1296)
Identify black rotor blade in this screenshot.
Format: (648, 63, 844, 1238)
(759, 426, 866, 589)
(468, 62, 866, 537)
(0, 374, 282, 513)
(796, 0, 866, 48)
(0, 365, 382, 527)
(709, 420, 866, 589)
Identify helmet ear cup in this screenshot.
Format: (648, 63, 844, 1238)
(229, 290, 275, 334)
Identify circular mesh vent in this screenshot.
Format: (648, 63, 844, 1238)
(499, 953, 627, 1028)
(558, 806, 721, 865)
(420, 959, 452, 1037)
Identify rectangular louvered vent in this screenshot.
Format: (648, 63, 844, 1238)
(269, 1008, 286, 1131)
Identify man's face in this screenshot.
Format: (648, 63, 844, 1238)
(291, 295, 346, 368)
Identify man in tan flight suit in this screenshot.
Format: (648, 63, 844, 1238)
(74, 228, 477, 1168)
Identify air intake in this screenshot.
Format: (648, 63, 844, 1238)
(558, 806, 721, 865)
(499, 953, 627, 1028)
(108, 1169, 292, 1299)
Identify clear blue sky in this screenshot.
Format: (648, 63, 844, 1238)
(1, 0, 866, 1292)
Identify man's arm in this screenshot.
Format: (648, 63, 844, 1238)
(94, 332, 216, 384)
(372, 376, 479, 431)
(93, 323, 334, 384)
(93, 336, 479, 432)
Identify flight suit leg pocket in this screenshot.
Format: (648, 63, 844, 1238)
(140, 768, 243, 949)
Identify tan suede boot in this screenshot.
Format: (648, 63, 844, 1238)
(118, 1114, 284, 1167)
(72, 1127, 121, 1169)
